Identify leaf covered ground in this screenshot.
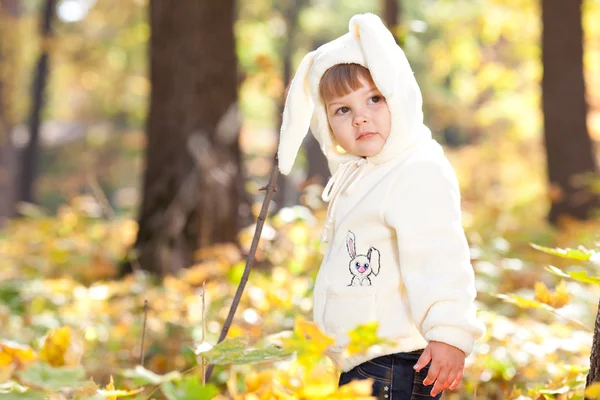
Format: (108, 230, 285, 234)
(1, 197, 600, 399)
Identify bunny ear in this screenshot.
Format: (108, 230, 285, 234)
(348, 13, 406, 98)
(346, 231, 356, 258)
(277, 51, 316, 175)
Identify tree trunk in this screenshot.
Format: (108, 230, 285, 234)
(301, 38, 330, 188)
(273, 0, 302, 209)
(587, 298, 600, 394)
(382, 0, 398, 30)
(382, 0, 402, 45)
(541, 0, 598, 224)
(0, 0, 20, 227)
(134, 0, 242, 276)
(19, 0, 56, 205)
(304, 133, 329, 186)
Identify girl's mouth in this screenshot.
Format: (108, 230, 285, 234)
(357, 132, 377, 140)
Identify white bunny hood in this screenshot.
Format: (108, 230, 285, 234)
(275, 15, 485, 373)
(277, 12, 432, 176)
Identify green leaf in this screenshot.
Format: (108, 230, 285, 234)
(120, 365, 182, 385)
(0, 381, 28, 394)
(546, 266, 600, 286)
(0, 392, 46, 400)
(531, 243, 594, 261)
(161, 376, 218, 400)
(0, 281, 25, 315)
(226, 261, 246, 284)
(18, 362, 86, 391)
(0, 382, 45, 400)
(196, 336, 290, 365)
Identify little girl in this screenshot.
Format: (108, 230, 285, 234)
(277, 13, 485, 399)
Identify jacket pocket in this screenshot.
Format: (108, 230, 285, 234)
(323, 285, 377, 339)
(376, 285, 412, 337)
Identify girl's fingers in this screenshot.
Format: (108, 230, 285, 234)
(430, 368, 450, 396)
(422, 361, 440, 386)
(449, 369, 464, 390)
(414, 347, 432, 372)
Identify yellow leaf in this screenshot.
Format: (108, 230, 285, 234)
(98, 375, 144, 400)
(346, 322, 395, 356)
(281, 317, 334, 371)
(40, 326, 82, 367)
(329, 379, 375, 399)
(97, 387, 145, 399)
(534, 281, 572, 309)
(105, 375, 116, 391)
(585, 382, 600, 399)
(296, 317, 334, 348)
(0, 340, 37, 371)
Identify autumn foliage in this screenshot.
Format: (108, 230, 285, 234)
(0, 196, 599, 399)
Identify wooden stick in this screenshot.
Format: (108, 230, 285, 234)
(201, 281, 206, 385)
(204, 155, 279, 382)
(140, 299, 148, 366)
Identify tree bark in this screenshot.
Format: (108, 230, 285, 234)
(273, 0, 303, 209)
(19, 0, 56, 205)
(304, 133, 329, 186)
(382, 0, 398, 30)
(541, 0, 598, 224)
(134, 0, 242, 275)
(587, 298, 600, 394)
(0, 0, 20, 227)
(382, 0, 402, 44)
(302, 37, 332, 188)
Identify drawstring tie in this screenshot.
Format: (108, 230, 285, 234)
(321, 158, 368, 243)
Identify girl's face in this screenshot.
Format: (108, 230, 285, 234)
(325, 76, 391, 158)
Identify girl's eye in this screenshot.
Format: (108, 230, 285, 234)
(336, 106, 350, 115)
(369, 96, 382, 104)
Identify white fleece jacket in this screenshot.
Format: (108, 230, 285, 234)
(276, 13, 485, 372)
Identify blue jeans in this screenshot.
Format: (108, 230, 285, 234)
(338, 349, 443, 399)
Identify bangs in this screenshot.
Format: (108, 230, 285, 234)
(319, 64, 375, 104)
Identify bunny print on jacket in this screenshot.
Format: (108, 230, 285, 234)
(346, 231, 381, 286)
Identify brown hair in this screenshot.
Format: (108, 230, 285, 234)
(319, 63, 375, 105)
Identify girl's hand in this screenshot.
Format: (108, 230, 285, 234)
(413, 341, 466, 397)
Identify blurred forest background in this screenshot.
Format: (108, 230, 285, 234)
(1, 0, 600, 399)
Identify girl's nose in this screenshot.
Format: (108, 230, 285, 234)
(352, 113, 368, 126)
